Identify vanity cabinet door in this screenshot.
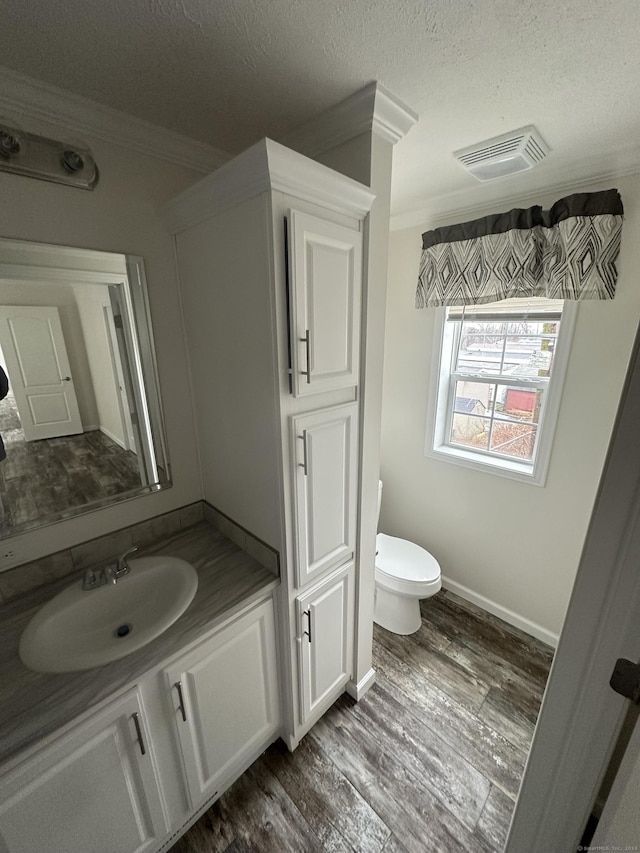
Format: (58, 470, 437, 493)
(0, 688, 167, 853)
(288, 209, 362, 397)
(164, 599, 280, 808)
(292, 403, 358, 588)
(296, 561, 354, 725)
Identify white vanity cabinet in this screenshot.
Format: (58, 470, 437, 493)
(0, 593, 280, 853)
(296, 562, 355, 725)
(163, 599, 280, 807)
(0, 688, 167, 853)
(288, 209, 362, 398)
(291, 402, 358, 587)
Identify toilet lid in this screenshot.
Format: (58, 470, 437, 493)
(376, 533, 441, 583)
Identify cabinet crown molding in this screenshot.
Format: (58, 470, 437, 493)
(0, 65, 228, 174)
(280, 82, 419, 158)
(161, 138, 376, 234)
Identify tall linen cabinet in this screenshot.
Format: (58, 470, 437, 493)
(162, 139, 375, 748)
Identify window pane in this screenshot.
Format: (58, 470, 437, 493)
(494, 384, 543, 423)
(450, 413, 489, 451)
(456, 322, 505, 375)
(489, 422, 538, 460)
(455, 318, 560, 378)
(503, 325, 559, 378)
(453, 381, 494, 415)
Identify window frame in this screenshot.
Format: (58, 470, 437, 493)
(424, 301, 578, 486)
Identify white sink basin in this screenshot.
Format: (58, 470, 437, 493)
(19, 556, 198, 673)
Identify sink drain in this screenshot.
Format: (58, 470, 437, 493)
(115, 623, 132, 638)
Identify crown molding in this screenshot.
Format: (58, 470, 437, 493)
(160, 141, 271, 233)
(280, 82, 418, 159)
(0, 237, 127, 281)
(390, 162, 640, 233)
(266, 138, 376, 215)
(161, 138, 376, 234)
(371, 84, 419, 146)
(0, 65, 229, 174)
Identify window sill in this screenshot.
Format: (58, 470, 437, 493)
(426, 443, 546, 486)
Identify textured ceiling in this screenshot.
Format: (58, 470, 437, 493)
(1, 0, 639, 222)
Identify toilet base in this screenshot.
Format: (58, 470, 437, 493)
(374, 586, 423, 635)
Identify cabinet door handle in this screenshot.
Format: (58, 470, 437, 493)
(132, 712, 146, 756)
(298, 430, 308, 476)
(175, 681, 187, 722)
(299, 329, 311, 384)
(303, 609, 312, 643)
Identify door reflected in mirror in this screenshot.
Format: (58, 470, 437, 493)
(0, 238, 171, 539)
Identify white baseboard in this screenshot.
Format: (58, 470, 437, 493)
(441, 575, 559, 648)
(346, 667, 377, 701)
(99, 426, 126, 450)
(84, 424, 124, 449)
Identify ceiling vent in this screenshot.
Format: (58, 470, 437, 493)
(454, 126, 549, 182)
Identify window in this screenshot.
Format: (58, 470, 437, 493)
(426, 298, 576, 485)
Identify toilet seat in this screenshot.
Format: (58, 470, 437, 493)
(375, 533, 441, 596)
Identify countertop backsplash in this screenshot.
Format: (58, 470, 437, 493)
(0, 500, 279, 604)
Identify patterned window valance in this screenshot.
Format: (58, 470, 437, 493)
(416, 189, 623, 308)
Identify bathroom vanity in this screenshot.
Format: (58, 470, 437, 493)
(0, 523, 280, 853)
(0, 138, 378, 852)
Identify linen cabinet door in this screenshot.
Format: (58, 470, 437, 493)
(164, 599, 280, 808)
(296, 562, 354, 725)
(0, 689, 167, 853)
(292, 403, 358, 587)
(288, 209, 362, 397)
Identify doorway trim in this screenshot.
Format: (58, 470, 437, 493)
(506, 322, 640, 850)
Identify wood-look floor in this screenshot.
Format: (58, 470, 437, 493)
(171, 590, 553, 853)
(0, 394, 140, 534)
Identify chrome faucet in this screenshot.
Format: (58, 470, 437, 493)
(103, 564, 118, 585)
(117, 546, 138, 577)
(82, 546, 138, 590)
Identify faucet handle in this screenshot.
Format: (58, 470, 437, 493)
(117, 546, 138, 576)
(82, 568, 100, 590)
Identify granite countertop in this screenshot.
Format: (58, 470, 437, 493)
(0, 521, 279, 766)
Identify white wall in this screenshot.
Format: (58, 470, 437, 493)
(381, 176, 640, 642)
(0, 113, 204, 566)
(72, 284, 124, 443)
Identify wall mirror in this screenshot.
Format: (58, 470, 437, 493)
(0, 238, 171, 539)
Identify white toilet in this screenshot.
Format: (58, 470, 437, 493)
(374, 481, 442, 635)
